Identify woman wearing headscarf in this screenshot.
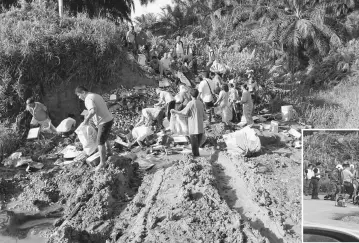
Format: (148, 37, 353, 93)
(238, 84, 254, 126)
(214, 84, 232, 125)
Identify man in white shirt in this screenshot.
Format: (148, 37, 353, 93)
(154, 88, 175, 120)
(75, 86, 113, 171)
(304, 163, 314, 196)
(198, 72, 216, 123)
(342, 163, 354, 198)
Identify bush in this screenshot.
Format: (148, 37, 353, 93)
(0, 126, 22, 163)
(0, 1, 127, 119)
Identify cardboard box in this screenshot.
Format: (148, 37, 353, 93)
(27, 127, 40, 140)
(173, 135, 188, 144)
(86, 152, 100, 167)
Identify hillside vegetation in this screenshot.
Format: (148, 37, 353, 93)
(0, 0, 126, 119)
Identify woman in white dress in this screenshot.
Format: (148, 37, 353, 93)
(214, 84, 232, 125)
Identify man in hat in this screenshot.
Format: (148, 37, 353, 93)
(311, 162, 321, 199)
(304, 163, 314, 196)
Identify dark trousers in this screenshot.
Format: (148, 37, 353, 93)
(311, 178, 319, 198)
(190, 133, 203, 157)
(166, 100, 176, 120)
(344, 181, 354, 197)
(304, 179, 312, 195)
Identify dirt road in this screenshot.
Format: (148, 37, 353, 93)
(303, 195, 359, 235)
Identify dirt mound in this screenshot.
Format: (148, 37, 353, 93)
(110, 157, 267, 243)
(1, 155, 139, 242)
(224, 149, 302, 243)
(46, 155, 139, 243)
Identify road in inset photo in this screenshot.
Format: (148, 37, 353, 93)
(303, 130, 359, 242)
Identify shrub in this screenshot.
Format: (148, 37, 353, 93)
(0, 1, 127, 119)
(0, 126, 22, 163)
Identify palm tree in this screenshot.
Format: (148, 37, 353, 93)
(249, 0, 350, 72)
(134, 13, 157, 30)
(149, 3, 199, 37)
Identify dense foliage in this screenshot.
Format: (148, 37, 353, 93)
(0, 0, 157, 21)
(0, 1, 127, 118)
(303, 130, 359, 170)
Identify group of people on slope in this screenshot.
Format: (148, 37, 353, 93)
(126, 24, 219, 77)
(197, 71, 254, 127)
(20, 87, 114, 172)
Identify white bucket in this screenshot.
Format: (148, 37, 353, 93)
(281, 105, 293, 121)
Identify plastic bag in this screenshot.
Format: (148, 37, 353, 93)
(75, 122, 98, 155)
(169, 114, 188, 135)
(223, 126, 261, 156)
(56, 118, 76, 133)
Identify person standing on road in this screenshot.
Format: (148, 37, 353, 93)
(311, 162, 321, 199)
(304, 163, 314, 196)
(342, 163, 354, 198)
(75, 86, 114, 171)
(171, 89, 207, 157)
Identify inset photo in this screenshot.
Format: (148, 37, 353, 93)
(303, 129, 359, 242)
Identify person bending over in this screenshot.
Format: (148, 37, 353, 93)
(75, 86, 114, 171)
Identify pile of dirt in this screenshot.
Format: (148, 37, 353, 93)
(221, 148, 302, 243)
(110, 157, 268, 243)
(1, 155, 139, 242)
